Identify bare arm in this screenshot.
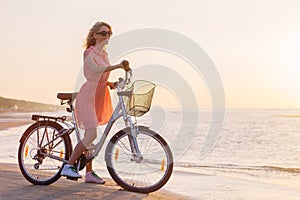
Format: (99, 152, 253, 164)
(85, 52, 129, 73)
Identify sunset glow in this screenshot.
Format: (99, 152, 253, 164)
(1, 0, 300, 108)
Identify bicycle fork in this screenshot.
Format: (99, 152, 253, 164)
(128, 123, 143, 163)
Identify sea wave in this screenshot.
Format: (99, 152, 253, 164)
(175, 162, 300, 175)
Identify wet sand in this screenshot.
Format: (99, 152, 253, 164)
(0, 163, 189, 200)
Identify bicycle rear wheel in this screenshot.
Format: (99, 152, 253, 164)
(105, 126, 173, 193)
(18, 121, 72, 185)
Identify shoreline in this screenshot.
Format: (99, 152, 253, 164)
(0, 121, 32, 130)
(0, 111, 32, 130)
(0, 111, 61, 130)
(0, 163, 189, 200)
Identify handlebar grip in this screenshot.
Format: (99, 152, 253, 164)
(117, 70, 132, 89)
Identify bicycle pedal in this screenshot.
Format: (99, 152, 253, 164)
(66, 176, 79, 181)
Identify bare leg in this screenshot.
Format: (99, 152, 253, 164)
(68, 128, 97, 165)
(85, 149, 92, 172)
(67, 141, 86, 165)
(81, 129, 105, 184)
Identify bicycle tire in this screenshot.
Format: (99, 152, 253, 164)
(18, 120, 72, 185)
(105, 126, 173, 193)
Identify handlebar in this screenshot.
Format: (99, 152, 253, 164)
(126, 69, 132, 83)
(117, 69, 132, 90)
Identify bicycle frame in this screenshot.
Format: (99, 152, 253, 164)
(35, 72, 142, 166)
(68, 75, 142, 163)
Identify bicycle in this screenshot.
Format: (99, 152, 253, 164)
(18, 70, 173, 193)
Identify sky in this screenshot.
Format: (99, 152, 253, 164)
(1, 0, 300, 109)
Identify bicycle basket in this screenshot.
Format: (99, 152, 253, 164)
(125, 80, 156, 117)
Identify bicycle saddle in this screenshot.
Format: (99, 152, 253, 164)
(57, 92, 78, 101)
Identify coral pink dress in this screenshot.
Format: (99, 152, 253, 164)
(75, 46, 113, 129)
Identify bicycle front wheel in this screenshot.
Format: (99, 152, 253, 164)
(105, 126, 173, 193)
(18, 121, 72, 185)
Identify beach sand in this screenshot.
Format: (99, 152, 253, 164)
(0, 116, 189, 199)
(0, 163, 189, 200)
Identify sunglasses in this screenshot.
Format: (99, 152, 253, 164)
(96, 31, 113, 37)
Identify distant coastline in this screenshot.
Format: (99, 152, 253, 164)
(0, 96, 63, 113)
(0, 96, 64, 130)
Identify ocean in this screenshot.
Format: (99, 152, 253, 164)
(1, 109, 300, 199)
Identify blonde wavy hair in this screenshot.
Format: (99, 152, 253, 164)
(84, 21, 112, 50)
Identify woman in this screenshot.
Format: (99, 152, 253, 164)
(61, 22, 130, 183)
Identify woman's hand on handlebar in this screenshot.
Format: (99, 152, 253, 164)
(106, 81, 118, 90)
(120, 60, 131, 71)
